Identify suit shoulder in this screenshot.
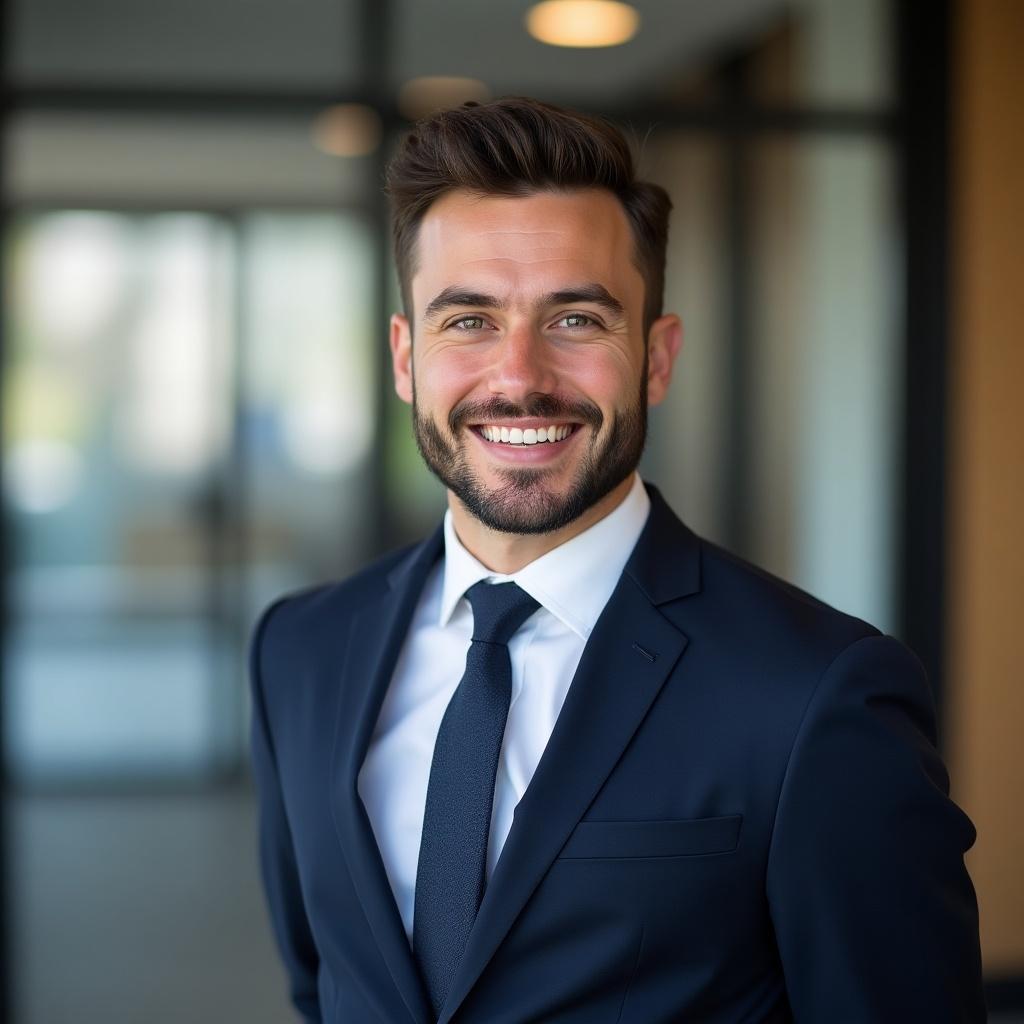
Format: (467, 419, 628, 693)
(252, 539, 422, 655)
(668, 535, 934, 748)
(641, 489, 881, 668)
(692, 534, 884, 668)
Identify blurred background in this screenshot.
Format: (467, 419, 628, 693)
(0, 0, 1021, 1020)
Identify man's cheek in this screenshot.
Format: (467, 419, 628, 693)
(420, 368, 481, 411)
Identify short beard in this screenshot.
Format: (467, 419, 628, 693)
(412, 384, 648, 536)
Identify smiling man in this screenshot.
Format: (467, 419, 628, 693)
(395, 186, 676, 563)
(250, 98, 984, 1024)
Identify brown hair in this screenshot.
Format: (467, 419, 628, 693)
(385, 96, 672, 334)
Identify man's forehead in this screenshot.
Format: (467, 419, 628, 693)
(412, 189, 638, 300)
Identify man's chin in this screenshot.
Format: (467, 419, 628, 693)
(451, 475, 580, 536)
(477, 461, 563, 491)
(458, 503, 582, 536)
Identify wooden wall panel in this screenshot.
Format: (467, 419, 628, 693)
(949, 0, 1024, 975)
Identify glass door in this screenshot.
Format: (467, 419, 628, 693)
(3, 207, 378, 785)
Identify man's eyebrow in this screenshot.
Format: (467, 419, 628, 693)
(545, 284, 625, 318)
(421, 282, 626, 322)
(423, 288, 506, 320)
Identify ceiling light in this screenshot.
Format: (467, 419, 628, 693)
(311, 104, 382, 158)
(526, 0, 639, 48)
(398, 77, 492, 120)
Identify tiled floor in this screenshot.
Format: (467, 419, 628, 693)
(9, 787, 293, 1024)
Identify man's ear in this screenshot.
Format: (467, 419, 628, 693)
(390, 313, 413, 405)
(646, 313, 683, 407)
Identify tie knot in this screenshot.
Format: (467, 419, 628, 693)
(466, 581, 540, 645)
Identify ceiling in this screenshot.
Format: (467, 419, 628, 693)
(9, 0, 790, 105)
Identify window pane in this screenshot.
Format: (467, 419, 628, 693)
(748, 135, 900, 629)
(643, 132, 900, 631)
(241, 211, 378, 622)
(4, 211, 235, 781)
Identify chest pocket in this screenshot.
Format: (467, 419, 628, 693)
(558, 813, 742, 860)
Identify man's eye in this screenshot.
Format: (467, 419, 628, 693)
(554, 313, 595, 329)
(450, 316, 487, 330)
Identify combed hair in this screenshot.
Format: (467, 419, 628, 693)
(385, 96, 672, 333)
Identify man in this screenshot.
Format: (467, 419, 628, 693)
(250, 98, 984, 1023)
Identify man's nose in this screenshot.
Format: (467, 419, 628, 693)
(486, 324, 557, 402)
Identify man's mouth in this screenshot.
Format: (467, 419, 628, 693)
(473, 424, 580, 446)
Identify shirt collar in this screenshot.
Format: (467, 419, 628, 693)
(439, 473, 650, 639)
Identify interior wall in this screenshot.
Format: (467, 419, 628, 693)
(948, 0, 1024, 977)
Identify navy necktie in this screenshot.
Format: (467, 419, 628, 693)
(413, 580, 540, 1018)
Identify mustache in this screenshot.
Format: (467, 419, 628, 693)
(448, 395, 603, 433)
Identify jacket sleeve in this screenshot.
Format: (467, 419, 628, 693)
(766, 633, 985, 1022)
(250, 599, 322, 1023)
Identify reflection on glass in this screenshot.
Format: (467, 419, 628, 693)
(6, 439, 85, 515)
(3, 209, 377, 783)
(748, 136, 899, 631)
(748, 0, 894, 107)
(241, 212, 376, 607)
(115, 217, 231, 476)
(4, 212, 234, 781)
(642, 128, 898, 633)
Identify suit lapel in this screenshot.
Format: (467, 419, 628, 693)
(330, 527, 443, 1024)
(438, 490, 701, 1023)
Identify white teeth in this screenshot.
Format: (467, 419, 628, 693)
(479, 424, 574, 445)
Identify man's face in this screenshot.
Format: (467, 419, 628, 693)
(390, 188, 680, 535)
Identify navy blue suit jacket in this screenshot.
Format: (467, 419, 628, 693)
(250, 487, 984, 1023)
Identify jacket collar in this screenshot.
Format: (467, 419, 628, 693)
(623, 483, 702, 605)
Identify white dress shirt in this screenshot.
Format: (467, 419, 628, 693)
(357, 473, 651, 941)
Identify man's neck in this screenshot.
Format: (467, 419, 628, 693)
(447, 476, 635, 575)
